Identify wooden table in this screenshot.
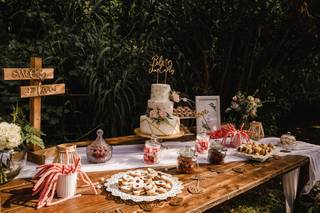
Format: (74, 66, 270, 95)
(0, 155, 308, 213)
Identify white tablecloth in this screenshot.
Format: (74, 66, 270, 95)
(18, 138, 320, 193)
(17, 141, 246, 179)
(16, 137, 320, 213)
(260, 137, 320, 194)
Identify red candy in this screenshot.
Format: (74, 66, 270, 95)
(195, 140, 209, 154)
(143, 146, 161, 164)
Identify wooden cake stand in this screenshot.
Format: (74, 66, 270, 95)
(134, 128, 185, 139)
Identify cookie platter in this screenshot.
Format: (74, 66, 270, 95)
(104, 168, 183, 202)
(235, 143, 276, 162)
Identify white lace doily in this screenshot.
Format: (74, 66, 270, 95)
(104, 171, 184, 202)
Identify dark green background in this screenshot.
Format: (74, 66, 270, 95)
(0, 0, 319, 145)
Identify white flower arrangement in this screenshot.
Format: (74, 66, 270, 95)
(170, 91, 180, 103)
(225, 91, 262, 127)
(0, 122, 22, 150)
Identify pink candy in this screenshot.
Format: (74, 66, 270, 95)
(195, 140, 209, 154)
(143, 146, 161, 164)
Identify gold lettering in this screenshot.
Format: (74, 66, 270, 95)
(148, 55, 175, 76)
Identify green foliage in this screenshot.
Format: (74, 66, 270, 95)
(11, 105, 44, 149)
(0, 0, 319, 143)
(0, 167, 8, 184)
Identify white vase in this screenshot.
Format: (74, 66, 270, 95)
(56, 172, 77, 198)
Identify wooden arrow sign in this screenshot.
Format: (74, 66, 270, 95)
(3, 68, 54, 80)
(20, 84, 65, 98)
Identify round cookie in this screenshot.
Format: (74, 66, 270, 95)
(133, 182, 145, 191)
(155, 180, 166, 187)
(156, 187, 167, 194)
(120, 185, 132, 193)
(133, 190, 144, 196)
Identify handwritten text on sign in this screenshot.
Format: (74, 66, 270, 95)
(149, 55, 175, 75)
(20, 84, 65, 98)
(3, 68, 54, 80)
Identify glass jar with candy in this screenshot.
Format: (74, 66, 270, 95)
(195, 133, 210, 154)
(86, 129, 113, 163)
(143, 136, 161, 164)
(208, 140, 226, 164)
(177, 146, 198, 174)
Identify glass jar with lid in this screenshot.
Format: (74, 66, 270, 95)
(280, 132, 297, 151)
(144, 135, 161, 164)
(54, 144, 78, 165)
(195, 133, 210, 154)
(177, 146, 198, 174)
(86, 129, 112, 163)
(208, 140, 226, 164)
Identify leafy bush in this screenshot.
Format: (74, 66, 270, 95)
(0, 0, 319, 144)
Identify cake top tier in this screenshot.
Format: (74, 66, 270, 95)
(150, 84, 171, 101)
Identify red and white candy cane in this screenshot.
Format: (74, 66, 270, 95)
(32, 156, 97, 209)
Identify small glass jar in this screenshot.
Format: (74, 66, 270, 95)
(195, 133, 210, 154)
(143, 137, 161, 164)
(54, 144, 78, 165)
(86, 129, 112, 163)
(208, 140, 226, 164)
(280, 132, 297, 151)
(177, 146, 198, 174)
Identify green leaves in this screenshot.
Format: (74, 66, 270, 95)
(11, 105, 45, 149)
(0, 0, 319, 142)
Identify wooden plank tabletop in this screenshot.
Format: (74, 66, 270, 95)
(0, 155, 308, 213)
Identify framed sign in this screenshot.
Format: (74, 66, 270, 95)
(195, 96, 221, 134)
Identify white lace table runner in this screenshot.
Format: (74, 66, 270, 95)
(17, 137, 320, 194)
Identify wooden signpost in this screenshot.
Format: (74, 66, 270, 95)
(2, 57, 65, 151)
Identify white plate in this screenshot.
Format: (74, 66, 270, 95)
(235, 149, 277, 162)
(104, 171, 183, 202)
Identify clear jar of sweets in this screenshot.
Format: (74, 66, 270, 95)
(208, 140, 226, 164)
(86, 129, 112, 163)
(144, 137, 161, 164)
(177, 146, 198, 174)
(195, 133, 210, 154)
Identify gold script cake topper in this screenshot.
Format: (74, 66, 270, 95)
(149, 55, 175, 83)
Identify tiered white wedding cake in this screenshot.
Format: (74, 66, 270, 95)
(140, 84, 180, 136)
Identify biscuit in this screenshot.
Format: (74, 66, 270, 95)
(120, 185, 132, 193)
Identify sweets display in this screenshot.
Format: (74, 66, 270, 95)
(280, 132, 297, 150)
(208, 141, 226, 164)
(117, 168, 173, 196)
(177, 147, 198, 174)
(140, 84, 180, 136)
(195, 134, 209, 154)
(32, 157, 97, 209)
(86, 129, 112, 163)
(237, 143, 274, 156)
(143, 139, 161, 164)
(173, 106, 195, 117)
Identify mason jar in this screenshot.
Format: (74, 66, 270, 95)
(177, 146, 198, 174)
